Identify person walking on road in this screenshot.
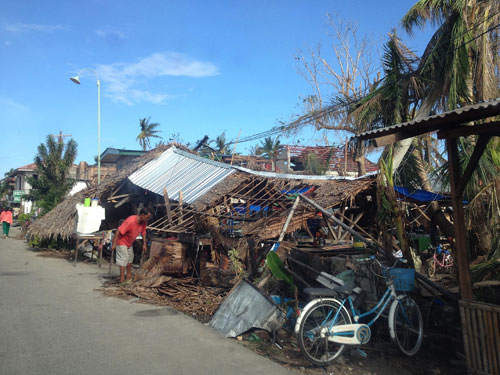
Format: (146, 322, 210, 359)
(112, 208, 151, 284)
(2, 207, 13, 239)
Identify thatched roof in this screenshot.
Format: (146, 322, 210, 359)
(27, 145, 176, 240)
(28, 143, 376, 241)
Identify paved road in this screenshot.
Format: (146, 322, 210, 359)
(0, 228, 297, 375)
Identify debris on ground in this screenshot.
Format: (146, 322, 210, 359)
(99, 277, 227, 323)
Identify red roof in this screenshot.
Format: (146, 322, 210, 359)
(16, 163, 36, 171)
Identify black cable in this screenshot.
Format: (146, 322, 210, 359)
(227, 17, 500, 146)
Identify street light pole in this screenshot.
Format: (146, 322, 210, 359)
(97, 77, 100, 185)
(70, 68, 101, 184)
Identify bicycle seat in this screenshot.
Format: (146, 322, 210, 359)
(304, 282, 356, 297)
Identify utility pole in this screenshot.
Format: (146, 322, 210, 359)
(50, 130, 72, 145)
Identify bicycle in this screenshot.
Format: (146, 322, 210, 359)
(428, 245, 453, 278)
(294, 256, 423, 366)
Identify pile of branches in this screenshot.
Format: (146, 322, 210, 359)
(100, 277, 228, 323)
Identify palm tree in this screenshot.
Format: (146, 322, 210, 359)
(212, 132, 232, 155)
(0, 169, 14, 201)
(248, 144, 262, 156)
(27, 135, 78, 214)
(401, 0, 500, 260)
(136, 118, 162, 151)
(402, 0, 500, 108)
(259, 137, 281, 171)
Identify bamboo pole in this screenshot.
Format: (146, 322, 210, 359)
(163, 188, 173, 225)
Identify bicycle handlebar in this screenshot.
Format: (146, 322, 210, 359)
(356, 255, 407, 269)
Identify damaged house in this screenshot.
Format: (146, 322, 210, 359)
(28, 143, 377, 281)
(28, 144, 377, 315)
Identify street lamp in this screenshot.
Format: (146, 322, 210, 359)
(70, 68, 101, 185)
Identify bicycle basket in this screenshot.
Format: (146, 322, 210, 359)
(389, 268, 415, 292)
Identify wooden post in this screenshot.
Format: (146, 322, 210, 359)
(275, 195, 301, 243)
(447, 138, 473, 300)
(230, 129, 242, 166)
(179, 191, 183, 224)
(344, 137, 348, 175)
(323, 217, 335, 240)
(163, 188, 173, 225)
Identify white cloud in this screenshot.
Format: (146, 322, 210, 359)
(95, 52, 219, 105)
(0, 97, 29, 112)
(4, 23, 66, 33)
(95, 27, 126, 42)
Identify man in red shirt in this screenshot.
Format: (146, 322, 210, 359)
(112, 208, 151, 283)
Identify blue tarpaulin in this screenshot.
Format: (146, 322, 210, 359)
(394, 186, 448, 202)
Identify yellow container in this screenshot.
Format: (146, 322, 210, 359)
(84, 198, 91, 207)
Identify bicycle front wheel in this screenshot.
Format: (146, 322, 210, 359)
(390, 297, 423, 356)
(298, 299, 352, 366)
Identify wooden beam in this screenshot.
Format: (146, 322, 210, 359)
(437, 121, 500, 139)
(163, 188, 173, 224)
(276, 196, 300, 243)
(178, 191, 183, 224)
(447, 138, 473, 300)
(456, 136, 491, 197)
(107, 193, 133, 201)
(299, 193, 381, 251)
(339, 212, 363, 241)
(114, 196, 130, 208)
(324, 217, 336, 240)
(335, 210, 381, 246)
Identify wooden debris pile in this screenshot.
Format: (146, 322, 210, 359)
(101, 277, 227, 323)
(99, 239, 233, 322)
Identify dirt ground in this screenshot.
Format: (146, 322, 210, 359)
(26, 244, 467, 375)
(234, 325, 466, 375)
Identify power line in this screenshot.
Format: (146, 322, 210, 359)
(228, 16, 500, 146)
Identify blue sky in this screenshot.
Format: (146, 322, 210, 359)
(0, 0, 434, 176)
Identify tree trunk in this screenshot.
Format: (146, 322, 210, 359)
(355, 142, 366, 176)
(412, 147, 455, 238)
(389, 95, 435, 171)
(356, 158, 366, 177)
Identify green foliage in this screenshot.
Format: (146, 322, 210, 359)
(304, 152, 326, 175)
(211, 132, 233, 155)
(28, 235, 41, 248)
(259, 137, 281, 159)
(27, 135, 77, 215)
(0, 168, 14, 198)
(27, 235, 70, 250)
(136, 117, 162, 151)
(266, 251, 295, 289)
(17, 213, 32, 227)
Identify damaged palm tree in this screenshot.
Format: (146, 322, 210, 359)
(377, 146, 413, 267)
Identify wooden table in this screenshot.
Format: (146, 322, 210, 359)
(73, 232, 106, 267)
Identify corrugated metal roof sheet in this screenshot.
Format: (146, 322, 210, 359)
(128, 147, 236, 204)
(235, 166, 376, 180)
(355, 99, 500, 141)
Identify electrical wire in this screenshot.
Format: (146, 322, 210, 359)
(227, 16, 500, 146)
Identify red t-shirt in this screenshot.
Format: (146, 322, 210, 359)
(116, 215, 146, 248)
(1, 211, 12, 224)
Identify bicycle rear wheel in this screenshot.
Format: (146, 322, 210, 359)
(298, 299, 352, 366)
(390, 297, 423, 356)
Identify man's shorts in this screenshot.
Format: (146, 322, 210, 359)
(116, 245, 134, 266)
